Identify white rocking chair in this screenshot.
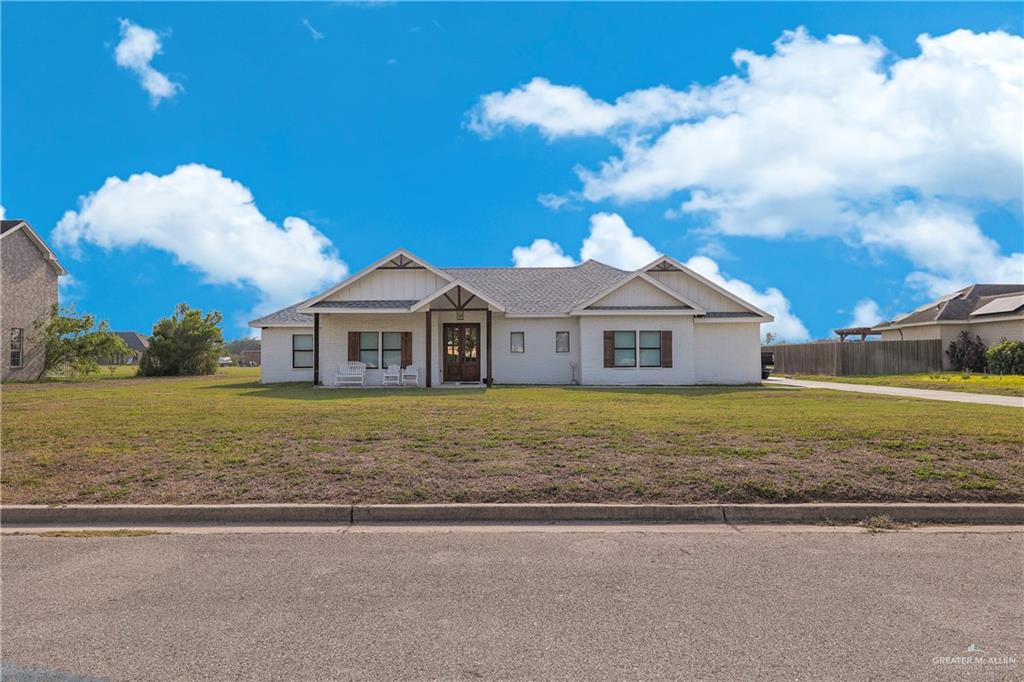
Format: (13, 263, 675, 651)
(401, 365, 420, 387)
(335, 361, 367, 387)
(383, 364, 402, 387)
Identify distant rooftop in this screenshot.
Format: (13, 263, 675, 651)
(876, 284, 1024, 328)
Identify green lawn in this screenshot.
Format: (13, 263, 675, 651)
(789, 373, 1024, 397)
(2, 369, 1021, 505)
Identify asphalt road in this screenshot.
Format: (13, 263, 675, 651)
(2, 526, 1021, 681)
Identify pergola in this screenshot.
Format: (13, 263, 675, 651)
(833, 326, 881, 342)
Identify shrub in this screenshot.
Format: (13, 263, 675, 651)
(33, 305, 128, 379)
(138, 303, 224, 377)
(946, 331, 987, 372)
(985, 339, 1024, 375)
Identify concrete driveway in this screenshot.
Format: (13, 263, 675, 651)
(767, 376, 1024, 407)
(2, 525, 1021, 681)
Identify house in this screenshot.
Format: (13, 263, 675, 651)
(103, 332, 150, 364)
(873, 284, 1024, 368)
(1, 219, 66, 381)
(251, 249, 772, 387)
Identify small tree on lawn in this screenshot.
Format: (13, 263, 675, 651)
(34, 305, 128, 379)
(985, 339, 1024, 375)
(138, 303, 225, 377)
(946, 331, 987, 372)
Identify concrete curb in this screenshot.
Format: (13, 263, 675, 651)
(3, 503, 1022, 526)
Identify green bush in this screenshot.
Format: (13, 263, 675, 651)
(139, 303, 224, 377)
(946, 331, 987, 372)
(34, 305, 128, 379)
(985, 339, 1024, 375)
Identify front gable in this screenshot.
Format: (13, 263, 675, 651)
(573, 271, 705, 314)
(588, 277, 690, 308)
(644, 257, 770, 318)
(299, 249, 453, 310)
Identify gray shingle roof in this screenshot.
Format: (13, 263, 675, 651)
(250, 258, 758, 327)
(112, 331, 150, 353)
(880, 284, 1024, 327)
(310, 299, 420, 309)
(442, 260, 629, 314)
(250, 303, 313, 327)
(1, 220, 26, 235)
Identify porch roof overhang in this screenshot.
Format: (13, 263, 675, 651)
(409, 280, 506, 313)
(298, 299, 419, 314)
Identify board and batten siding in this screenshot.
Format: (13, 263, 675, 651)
(590, 278, 683, 308)
(578, 315, 696, 385)
(259, 326, 314, 383)
(647, 270, 747, 313)
(325, 268, 449, 302)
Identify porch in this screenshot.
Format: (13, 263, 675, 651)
(305, 284, 500, 388)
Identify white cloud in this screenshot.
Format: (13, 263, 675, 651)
(53, 164, 347, 316)
(468, 77, 707, 140)
(512, 239, 576, 267)
(845, 298, 883, 329)
(579, 213, 660, 270)
(115, 19, 182, 106)
(511, 213, 809, 340)
(0, 205, 5, 219)
(537, 193, 572, 211)
(472, 28, 1024, 293)
(302, 18, 325, 41)
(684, 256, 810, 341)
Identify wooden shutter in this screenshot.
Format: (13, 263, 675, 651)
(603, 331, 614, 368)
(400, 331, 413, 367)
(348, 332, 360, 361)
(661, 330, 673, 368)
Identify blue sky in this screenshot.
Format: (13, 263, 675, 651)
(3, 2, 1021, 339)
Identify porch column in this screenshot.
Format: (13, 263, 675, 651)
(486, 309, 493, 387)
(425, 310, 432, 388)
(313, 313, 320, 386)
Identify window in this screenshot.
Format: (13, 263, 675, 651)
(613, 331, 636, 367)
(382, 332, 402, 368)
(292, 334, 313, 368)
(9, 328, 23, 368)
(639, 331, 662, 367)
(359, 332, 379, 368)
(555, 331, 570, 353)
(510, 331, 525, 353)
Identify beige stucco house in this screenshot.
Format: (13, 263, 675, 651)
(251, 249, 773, 387)
(873, 284, 1024, 369)
(1, 219, 67, 381)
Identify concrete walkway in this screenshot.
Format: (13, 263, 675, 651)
(767, 377, 1024, 407)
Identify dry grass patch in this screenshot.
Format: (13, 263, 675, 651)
(2, 369, 1022, 504)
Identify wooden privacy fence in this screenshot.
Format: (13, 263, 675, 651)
(765, 339, 943, 376)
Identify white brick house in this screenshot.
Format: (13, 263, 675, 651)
(250, 249, 773, 387)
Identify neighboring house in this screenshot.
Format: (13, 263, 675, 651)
(250, 249, 773, 386)
(873, 284, 1024, 368)
(1, 219, 66, 381)
(103, 332, 150, 364)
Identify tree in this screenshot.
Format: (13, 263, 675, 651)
(224, 337, 260, 355)
(985, 339, 1024, 375)
(946, 331, 987, 372)
(33, 305, 128, 379)
(762, 332, 778, 346)
(138, 304, 224, 377)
